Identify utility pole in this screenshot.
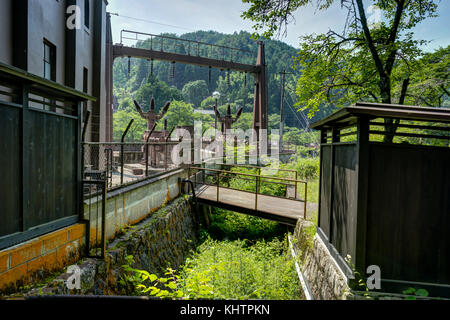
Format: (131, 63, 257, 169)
(279, 70, 286, 153)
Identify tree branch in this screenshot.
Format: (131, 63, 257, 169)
(385, 0, 406, 75)
(355, 0, 387, 82)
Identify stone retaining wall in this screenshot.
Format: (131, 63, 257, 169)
(20, 196, 198, 296)
(293, 219, 351, 300)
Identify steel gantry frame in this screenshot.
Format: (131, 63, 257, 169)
(105, 14, 268, 145)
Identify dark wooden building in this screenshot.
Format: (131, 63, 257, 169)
(311, 102, 450, 297)
(0, 62, 94, 251)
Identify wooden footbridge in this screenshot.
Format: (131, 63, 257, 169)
(187, 165, 308, 226)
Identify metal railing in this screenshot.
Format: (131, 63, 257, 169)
(215, 163, 300, 198)
(83, 179, 107, 259)
(120, 30, 256, 65)
(188, 166, 308, 219)
(82, 141, 180, 191)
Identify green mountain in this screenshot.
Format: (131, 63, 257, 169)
(113, 30, 309, 129)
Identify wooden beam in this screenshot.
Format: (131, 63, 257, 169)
(0, 62, 96, 101)
(354, 117, 370, 282)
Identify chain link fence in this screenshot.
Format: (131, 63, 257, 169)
(82, 142, 181, 191)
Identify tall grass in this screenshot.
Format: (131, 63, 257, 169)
(179, 238, 302, 300)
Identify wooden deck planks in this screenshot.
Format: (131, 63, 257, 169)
(195, 185, 305, 224)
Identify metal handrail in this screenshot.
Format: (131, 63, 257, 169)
(218, 163, 299, 197)
(189, 166, 308, 219)
(190, 167, 307, 183)
(120, 29, 254, 55)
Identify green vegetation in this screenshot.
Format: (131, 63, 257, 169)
(114, 30, 301, 114)
(402, 287, 430, 300)
(242, 0, 449, 143)
(122, 236, 301, 300)
(119, 155, 323, 300)
(112, 30, 315, 142)
(179, 238, 300, 299)
(207, 208, 285, 241)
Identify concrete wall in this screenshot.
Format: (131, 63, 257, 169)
(28, 0, 67, 82)
(84, 169, 188, 244)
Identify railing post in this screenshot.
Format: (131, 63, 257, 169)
(145, 143, 149, 176)
(194, 167, 198, 187)
(304, 182, 308, 219)
(255, 174, 259, 210)
(294, 171, 298, 200)
(216, 172, 220, 202)
(257, 167, 261, 192)
(145, 123, 157, 177)
(101, 179, 107, 259)
(165, 143, 168, 171)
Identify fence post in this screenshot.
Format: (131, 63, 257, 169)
(145, 123, 157, 177)
(255, 174, 259, 210)
(258, 167, 261, 192)
(304, 182, 308, 219)
(120, 119, 134, 185)
(145, 143, 149, 176)
(216, 172, 220, 202)
(294, 171, 298, 200)
(164, 127, 175, 171)
(101, 179, 107, 259)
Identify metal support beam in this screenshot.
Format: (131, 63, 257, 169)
(252, 42, 269, 153)
(113, 45, 260, 74)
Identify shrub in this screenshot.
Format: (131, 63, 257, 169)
(293, 157, 320, 180)
(207, 208, 285, 241)
(179, 237, 301, 300)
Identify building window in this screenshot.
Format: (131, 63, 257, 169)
(84, 0, 90, 29)
(43, 40, 56, 81)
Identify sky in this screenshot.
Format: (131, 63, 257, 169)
(107, 0, 450, 52)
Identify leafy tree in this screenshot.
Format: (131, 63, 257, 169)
(242, 0, 442, 142)
(182, 80, 210, 107)
(398, 45, 449, 107)
(160, 100, 214, 131)
(200, 96, 217, 110)
(283, 127, 320, 146)
(117, 97, 134, 112)
(113, 109, 147, 142)
(134, 78, 183, 113)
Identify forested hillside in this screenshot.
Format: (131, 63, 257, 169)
(112, 30, 448, 143)
(112, 30, 318, 138)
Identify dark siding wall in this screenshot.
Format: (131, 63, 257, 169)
(366, 143, 450, 284)
(319, 144, 358, 261)
(0, 98, 79, 250)
(319, 145, 332, 238)
(24, 111, 77, 230)
(0, 103, 21, 237)
(332, 145, 357, 260)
